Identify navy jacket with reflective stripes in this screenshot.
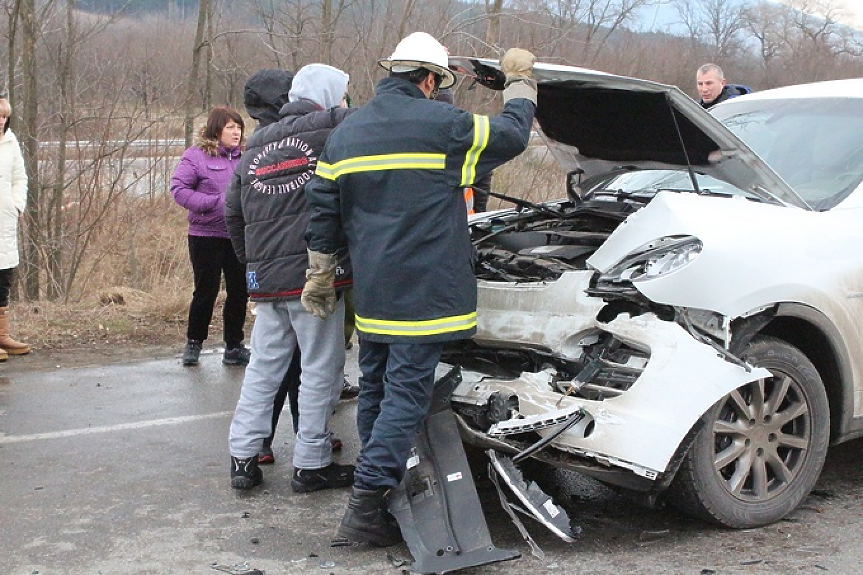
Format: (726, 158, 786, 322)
(305, 77, 535, 343)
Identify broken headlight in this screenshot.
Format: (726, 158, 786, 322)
(600, 235, 702, 283)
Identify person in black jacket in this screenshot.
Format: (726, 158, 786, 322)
(233, 69, 301, 466)
(696, 63, 751, 109)
(303, 32, 537, 547)
(225, 64, 355, 493)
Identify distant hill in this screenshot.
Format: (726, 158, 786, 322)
(632, 0, 745, 35)
(77, 0, 197, 15)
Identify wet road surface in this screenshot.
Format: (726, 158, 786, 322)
(3, 348, 863, 574)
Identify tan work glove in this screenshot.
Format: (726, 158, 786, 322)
(501, 47, 538, 105)
(501, 48, 536, 83)
(301, 249, 337, 319)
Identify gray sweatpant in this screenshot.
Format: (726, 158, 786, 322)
(228, 298, 346, 469)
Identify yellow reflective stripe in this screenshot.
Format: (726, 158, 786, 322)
(316, 162, 337, 180)
(460, 115, 490, 186)
(355, 312, 477, 337)
(315, 153, 446, 180)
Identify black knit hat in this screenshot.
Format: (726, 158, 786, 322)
(243, 69, 295, 126)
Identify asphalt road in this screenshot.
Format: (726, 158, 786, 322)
(2, 347, 863, 574)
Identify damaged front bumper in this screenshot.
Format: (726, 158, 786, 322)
(446, 273, 771, 490)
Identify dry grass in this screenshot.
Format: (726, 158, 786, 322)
(13, 286, 190, 352)
(11, 145, 564, 361)
(487, 146, 567, 210)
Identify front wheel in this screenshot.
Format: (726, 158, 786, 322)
(669, 336, 830, 528)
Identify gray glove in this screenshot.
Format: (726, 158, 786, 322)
(301, 249, 337, 319)
(501, 48, 537, 105)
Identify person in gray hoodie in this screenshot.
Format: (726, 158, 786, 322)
(225, 64, 356, 492)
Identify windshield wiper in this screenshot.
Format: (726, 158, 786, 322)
(480, 188, 564, 218)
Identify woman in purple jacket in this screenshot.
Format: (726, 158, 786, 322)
(171, 106, 250, 367)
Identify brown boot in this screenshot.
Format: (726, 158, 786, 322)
(0, 347, 7, 362)
(0, 306, 30, 355)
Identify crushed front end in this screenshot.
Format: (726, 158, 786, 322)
(443, 198, 769, 493)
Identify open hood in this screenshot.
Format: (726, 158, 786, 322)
(449, 57, 810, 210)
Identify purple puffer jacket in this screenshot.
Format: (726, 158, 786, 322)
(171, 139, 241, 238)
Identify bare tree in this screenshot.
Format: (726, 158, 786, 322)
(0, 0, 860, 308)
(513, 0, 657, 65)
(673, 0, 745, 60)
(183, 0, 209, 147)
(485, 0, 503, 54)
(17, 0, 45, 300)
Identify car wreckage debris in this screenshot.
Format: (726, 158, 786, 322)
(387, 365, 521, 574)
(488, 450, 580, 543)
(210, 562, 264, 575)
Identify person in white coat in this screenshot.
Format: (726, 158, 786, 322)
(0, 96, 30, 361)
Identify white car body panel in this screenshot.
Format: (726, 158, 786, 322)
(456, 304, 769, 474)
(473, 272, 606, 355)
(588, 192, 863, 317)
(587, 191, 863, 416)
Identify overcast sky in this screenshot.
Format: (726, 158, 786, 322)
(839, 1, 862, 27)
(779, 0, 863, 29)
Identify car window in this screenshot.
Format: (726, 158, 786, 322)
(713, 98, 863, 210)
(584, 168, 758, 203)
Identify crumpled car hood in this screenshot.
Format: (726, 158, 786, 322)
(449, 57, 810, 210)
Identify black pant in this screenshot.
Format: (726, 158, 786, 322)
(186, 235, 248, 346)
(264, 348, 302, 448)
(0, 267, 13, 308)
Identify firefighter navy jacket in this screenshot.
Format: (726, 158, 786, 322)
(305, 77, 535, 343)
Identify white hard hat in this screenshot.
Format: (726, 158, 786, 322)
(378, 32, 456, 89)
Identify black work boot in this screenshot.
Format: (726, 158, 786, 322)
(230, 456, 263, 490)
(291, 462, 354, 493)
(336, 487, 403, 547)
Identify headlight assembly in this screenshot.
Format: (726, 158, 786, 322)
(601, 235, 702, 283)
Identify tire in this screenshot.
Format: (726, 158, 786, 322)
(669, 336, 830, 528)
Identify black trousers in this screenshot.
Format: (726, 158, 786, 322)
(0, 268, 16, 307)
(0, 267, 13, 307)
(265, 348, 302, 448)
(186, 235, 248, 346)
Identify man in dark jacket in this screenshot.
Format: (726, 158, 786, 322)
(696, 63, 751, 109)
(225, 64, 355, 493)
(233, 69, 302, 467)
(302, 32, 537, 546)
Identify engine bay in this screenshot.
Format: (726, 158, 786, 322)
(470, 197, 639, 282)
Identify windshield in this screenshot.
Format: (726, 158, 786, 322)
(712, 98, 863, 210)
(583, 168, 763, 203)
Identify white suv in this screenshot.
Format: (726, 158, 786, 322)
(444, 58, 863, 529)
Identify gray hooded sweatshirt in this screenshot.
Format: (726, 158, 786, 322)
(288, 63, 350, 111)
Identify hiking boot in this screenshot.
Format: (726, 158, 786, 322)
(336, 486, 403, 547)
(291, 462, 355, 493)
(230, 456, 263, 490)
(340, 377, 360, 401)
(223, 345, 251, 366)
(182, 340, 202, 366)
(258, 444, 275, 465)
